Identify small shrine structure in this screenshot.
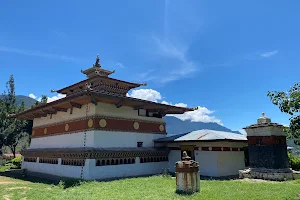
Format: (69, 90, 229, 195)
(13, 56, 196, 180)
(239, 113, 300, 180)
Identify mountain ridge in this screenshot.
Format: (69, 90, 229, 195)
(165, 116, 241, 135)
(0, 95, 37, 108)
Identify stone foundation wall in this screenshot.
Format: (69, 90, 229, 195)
(239, 168, 300, 181)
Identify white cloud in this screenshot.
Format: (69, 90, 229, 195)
(28, 93, 37, 99)
(260, 50, 278, 58)
(136, 69, 157, 82)
(169, 106, 223, 125)
(0, 45, 78, 62)
(32, 93, 66, 103)
(136, 0, 202, 84)
(115, 62, 125, 68)
(46, 94, 66, 103)
(151, 36, 198, 83)
(129, 89, 222, 125)
(127, 89, 162, 102)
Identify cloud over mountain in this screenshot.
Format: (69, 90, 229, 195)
(127, 88, 222, 125)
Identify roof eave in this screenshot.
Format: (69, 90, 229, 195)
(155, 139, 248, 143)
(13, 91, 194, 120)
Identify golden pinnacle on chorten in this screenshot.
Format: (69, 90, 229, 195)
(93, 55, 101, 68)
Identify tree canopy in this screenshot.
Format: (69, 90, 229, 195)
(0, 75, 29, 157)
(268, 82, 300, 145)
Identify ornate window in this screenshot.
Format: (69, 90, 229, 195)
(137, 142, 143, 148)
(95, 158, 136, 166)
(24, 157, 37, 162)
(61, 159, 85, 166)
(39, 158, 58, 164)
(140, 157, 168, 164)
(106, 160, 110, 165)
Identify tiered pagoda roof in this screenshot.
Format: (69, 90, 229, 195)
(55, 55, 146, 97)
(13, 56, 197, 120)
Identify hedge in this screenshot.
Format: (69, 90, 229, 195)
(288, 153, 300, 171)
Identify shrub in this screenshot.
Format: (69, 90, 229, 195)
(288, 153, 300, 171)
(11, 156, 22, 169)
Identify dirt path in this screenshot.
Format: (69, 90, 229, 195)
(0, 176, 23, 185)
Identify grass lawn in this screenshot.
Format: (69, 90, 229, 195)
(0, 175, 299, 200)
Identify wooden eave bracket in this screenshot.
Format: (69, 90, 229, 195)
(70, 102, 82, 109)
(115, 101, 123, 108)
(42, 109, 56, 115)
(89, 94, 98, 105)
(53, 107, 68, 112)
(133, 105, 144, 110)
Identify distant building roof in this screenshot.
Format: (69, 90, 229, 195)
(155, 129, 247, 143)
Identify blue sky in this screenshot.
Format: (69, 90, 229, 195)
(1, 0, 299, 131)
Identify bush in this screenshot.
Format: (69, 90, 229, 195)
(11, 156, 22, 169)
(288, 153, 300, 171)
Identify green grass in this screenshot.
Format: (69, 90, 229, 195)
(0, 166, 10, 172)
(0, 175, 299, 200)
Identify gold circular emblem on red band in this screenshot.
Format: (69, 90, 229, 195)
(159, 125, 165, 132)
(99, 119, 107, 128)
(65, 124, 69, 131)
(133, 122, 139, 130)
(88, 119, 94, 128)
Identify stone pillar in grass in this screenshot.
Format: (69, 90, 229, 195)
(175, 151, 200, 194)
(244, 112, 289, 169)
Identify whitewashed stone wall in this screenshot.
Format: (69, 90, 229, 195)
(22, 158, 168, 180)
(29, 130, 165, 149)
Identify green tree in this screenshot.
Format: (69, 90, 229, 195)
(0, 75, 28, 157)
(3, 101, 28, 157)
(267, 82, 300, 145)
(31, 95, 48, 108)
(0, 99, 5, 155)
(40, 95, 48, 104)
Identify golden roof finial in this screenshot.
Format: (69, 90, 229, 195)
(94, 55, 101, 67)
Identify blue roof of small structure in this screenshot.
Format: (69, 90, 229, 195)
(155, 129, 247, 142)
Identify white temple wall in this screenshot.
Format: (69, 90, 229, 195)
(22, 159, 168, 180)
(29, 130, 165, 149)
(33, 103, 96, 127)
(33, 102, 165, 128)
(29, 131, 94, 149)
(167, 141, 247, 177)
(216, 151, 245, 177)
(22, 161, 83, 179)
(168, 150, 181, 173)
(95, 102, 165, 123)
(93, 131, 165, 148)
(88, 159, 168, 180)
(195, 151, 219, 177)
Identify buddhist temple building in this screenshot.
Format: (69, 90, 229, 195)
(13, 56, 196, 180)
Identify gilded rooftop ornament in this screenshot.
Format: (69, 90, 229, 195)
(94, 55, 101, 68)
